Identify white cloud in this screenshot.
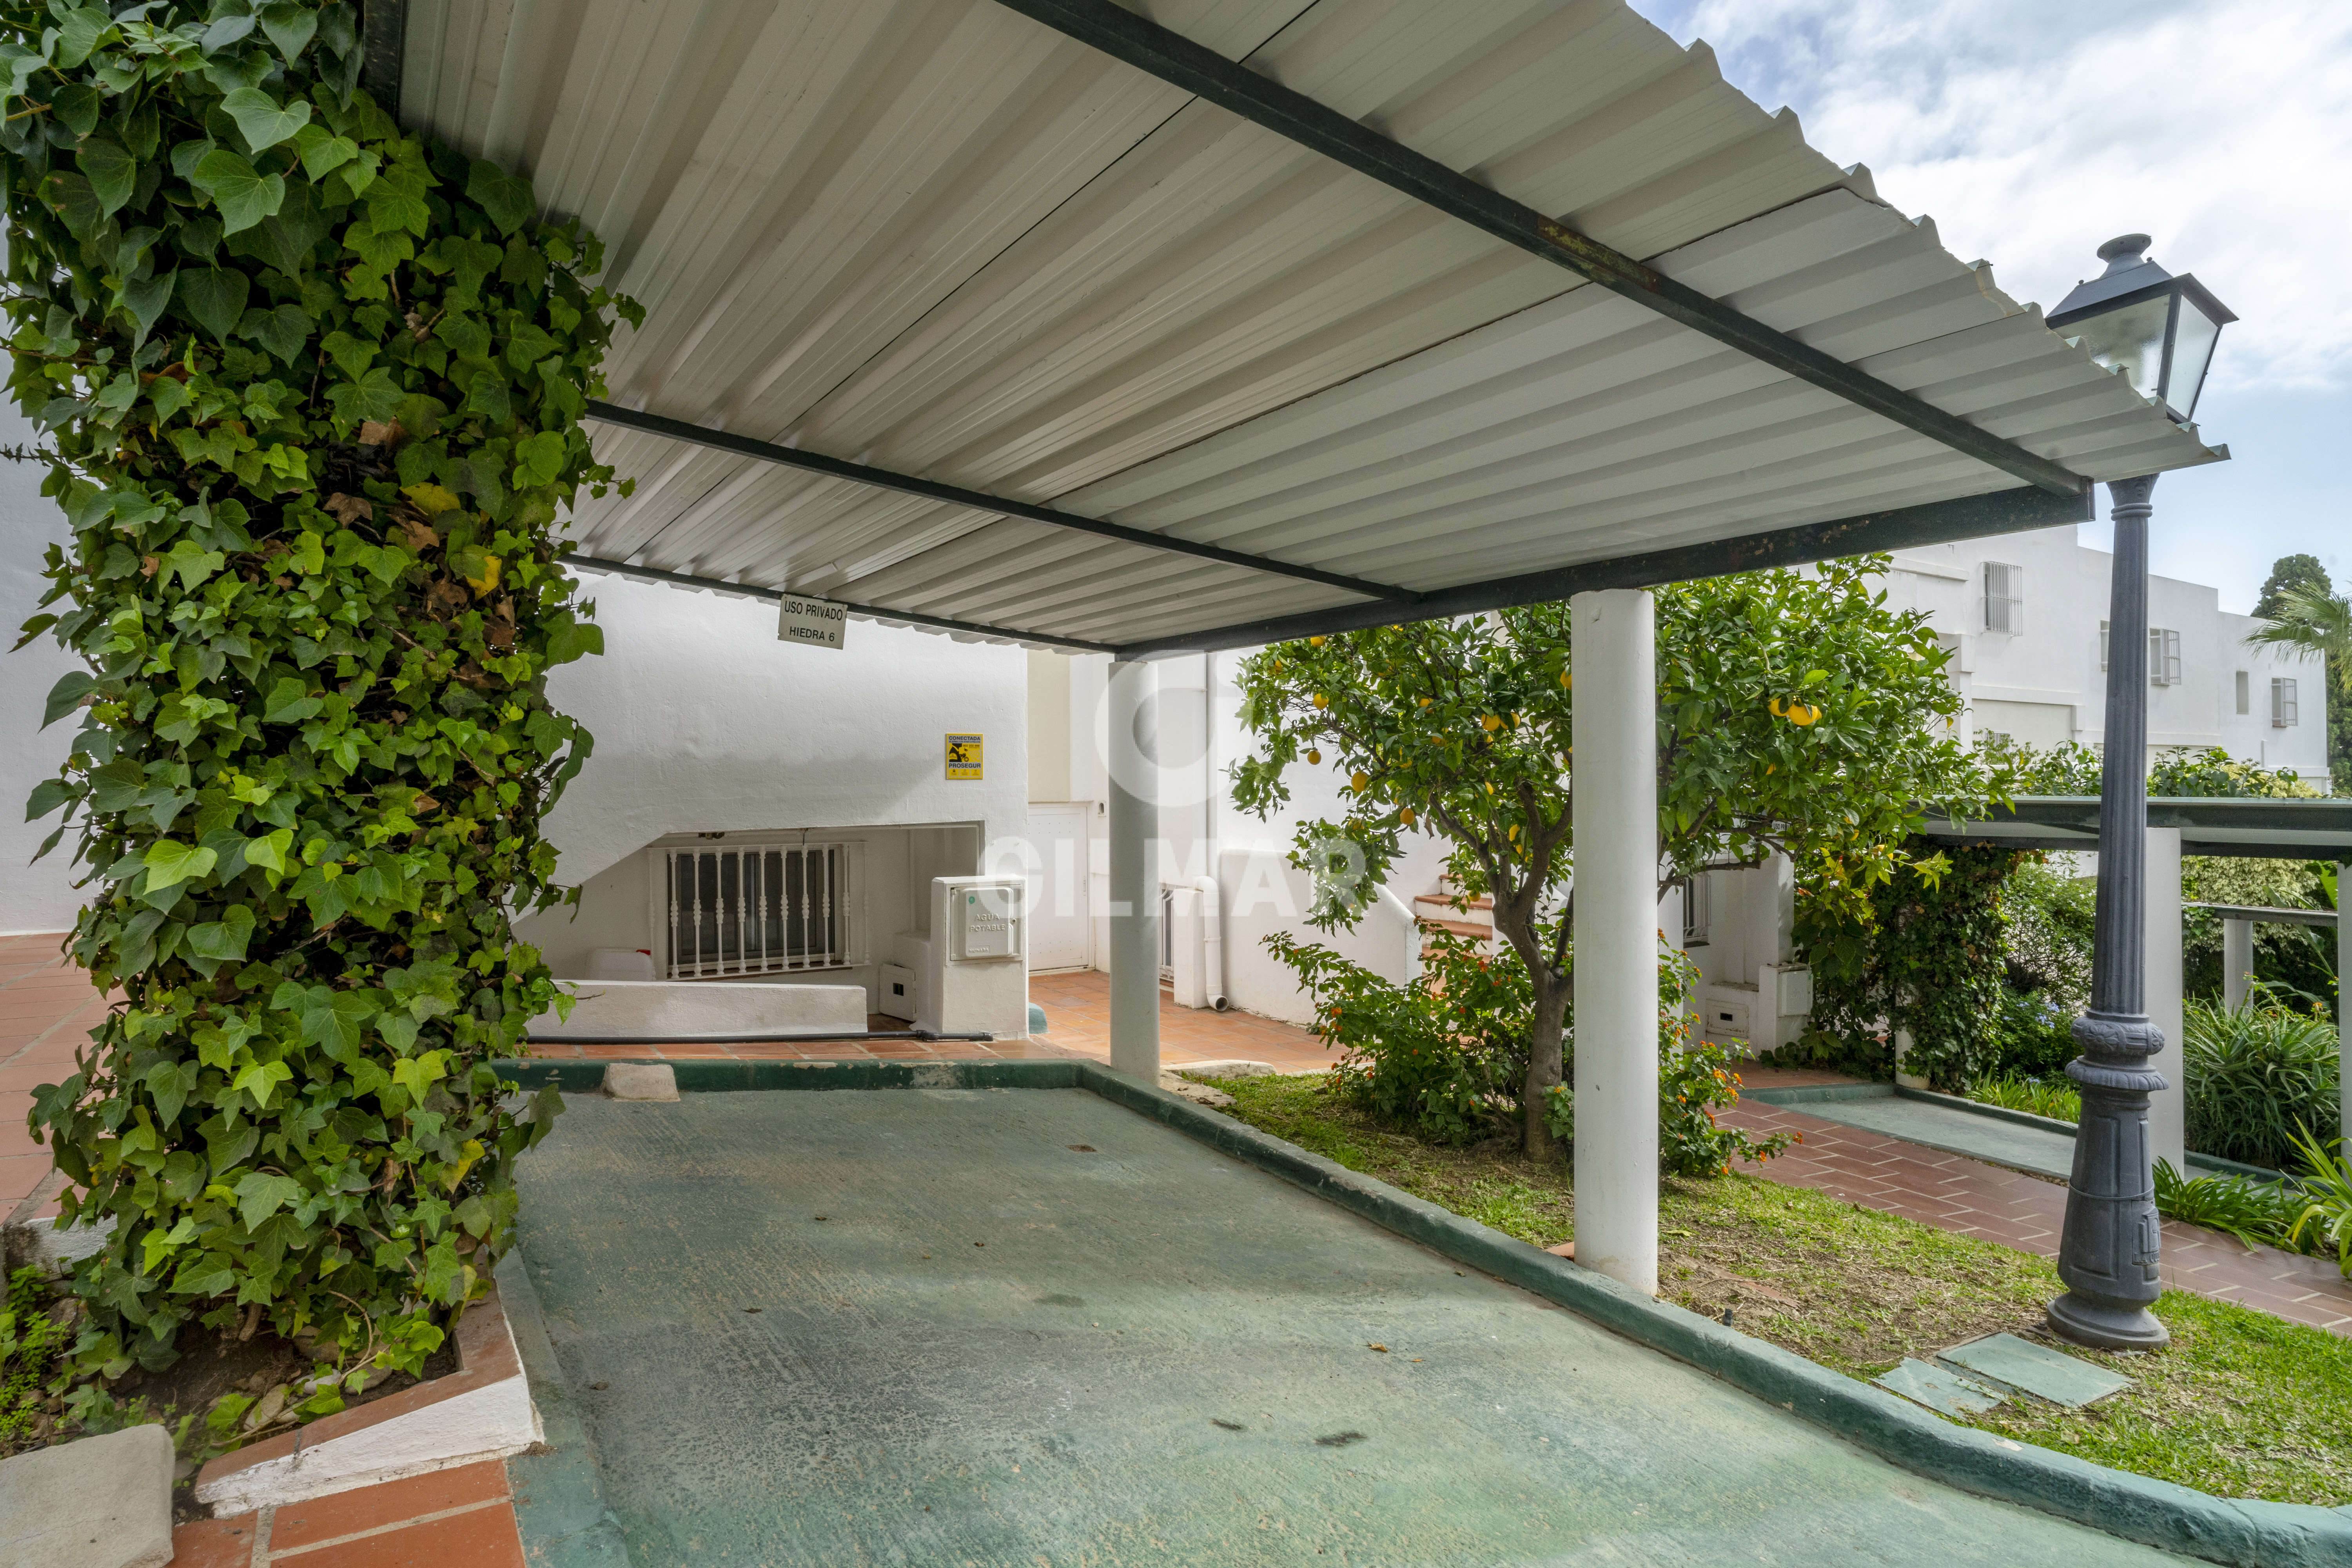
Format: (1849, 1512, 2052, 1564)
(1635, 0, 2352, 392)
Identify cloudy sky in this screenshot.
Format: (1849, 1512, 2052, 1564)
(1630, 0, 2352, 611)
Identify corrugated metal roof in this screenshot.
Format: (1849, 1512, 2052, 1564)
(399, 0, 2224, 652)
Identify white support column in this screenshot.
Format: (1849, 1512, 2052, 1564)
(1107, 659, 1160, 1082)
(2145, 826, 2185, 1174)
(1571, 588, 1658, 1296)
(2221, 919, 2254, 1011)
(2339, 866, 2349, 1146)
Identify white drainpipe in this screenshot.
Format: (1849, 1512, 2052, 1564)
(1193, 873, 1228, 1011)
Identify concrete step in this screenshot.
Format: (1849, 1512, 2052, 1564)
(0, 1424, 173, 1568)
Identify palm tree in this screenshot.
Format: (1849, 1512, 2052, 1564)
(2245, 582, 2352, 791)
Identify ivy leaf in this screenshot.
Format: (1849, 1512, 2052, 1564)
(42, 171, 104, 241)
(191, 149, 286, 235)
(243, 828, 294, 873)
(180, 268, 252, 343)
(187, 906, 257, 964)
(78, 137, 137, 217)
(142, 840, 219, 891)
(119, 269, 176, 349)
(158, 538, 227, 590)
(512, 429, 568, 488)
(232, 1168, 303, 1228)
(327, 366, 403, 427)
(145, 1062, 201, 1127)
(263, 677, 323, 724)
(219, 87, 312, 154)
(466, 158, 538, 236)
(42, 670, 97, 729)
(543, 616, 603, 667)
(25, 778, 74, 822)
(54, 6, 116, 69)
(390, 1052, 448, 1099)
(259, 2, 319, 61)
(402, 482, 462, 516)
(236, 303, 310, 367)
(463, 372, 512, 425)
(293, 123, 358, 180)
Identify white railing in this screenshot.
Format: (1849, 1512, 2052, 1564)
(664, 842, 861, 978)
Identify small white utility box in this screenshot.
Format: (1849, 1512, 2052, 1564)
(877, 963, 918, 1022)
(951, 881, 1024, 962)
(919, 877, 1030, 1041)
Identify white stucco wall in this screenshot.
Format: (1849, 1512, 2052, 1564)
(0, 390, 85, 936)
(511, 573, 1029, 995)
(1040, 648, 1452, 1027)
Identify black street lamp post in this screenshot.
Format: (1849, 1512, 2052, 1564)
(2043, 236, 2233, 1350)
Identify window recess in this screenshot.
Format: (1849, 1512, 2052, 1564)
(662, 841, 866, 979)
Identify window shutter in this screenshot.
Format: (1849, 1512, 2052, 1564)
(2272, 678, 2297, 727)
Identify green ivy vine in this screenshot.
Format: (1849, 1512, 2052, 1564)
(3, 0, 638, 1400)
(1793, 839, 2035, 1088)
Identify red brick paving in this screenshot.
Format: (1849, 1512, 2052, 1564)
(1028, 968, 1338, 1073)
(0, 931, 110, 1216)
(181, 1458, 526, 1567)
(1717, 1096, 2352, 1337)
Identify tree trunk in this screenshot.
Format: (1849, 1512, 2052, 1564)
(1521, 972, 1573, 1159)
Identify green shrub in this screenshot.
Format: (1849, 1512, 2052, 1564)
(2000, 859, 2094, 1011)
(1968, 1070, 2080, 1124)
(2287, 1128, 2352, 1276)
(2152, 1160, 2313, 1254)
(2183, 991, 2341, 1171)
(0, 1268, 72, 1455)
(5, 4, 633, 1387)
(1982, 982, 2078, 1078)
(1268, 932, 1793, 1173)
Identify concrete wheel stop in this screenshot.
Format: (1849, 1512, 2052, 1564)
(0, 1423, 173, 1568)
(602, 1062, 679, 1100)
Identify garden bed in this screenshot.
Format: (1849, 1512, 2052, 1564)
(1208, 1073, 2352, 1506)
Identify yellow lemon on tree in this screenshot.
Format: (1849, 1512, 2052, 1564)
(1790, 703, 1820, 726)
(1418, 697, 1432, 709)
(1309, 635, 1326, 647)
(1351, 771, 1369, 792)
(1768, 696, 1786, 718)
(1560, 670, 1572, 689)
(1480, 714, 1502, 732)
(1306, 748, 1321, 765)
(1313, 692, 1328, 709)
(1400, 807, 1417, 827)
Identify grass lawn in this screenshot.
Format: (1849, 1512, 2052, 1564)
(1209, 1072, 2352, 1506)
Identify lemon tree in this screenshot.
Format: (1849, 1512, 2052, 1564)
(4, 0, 635, 1409)
(1232, 556, 1998, 1155)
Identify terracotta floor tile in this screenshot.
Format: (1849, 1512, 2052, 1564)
(273, 1500, 526, 1567)
(269, 1461, 510, 1550)
(170, 1511, 261, 1568)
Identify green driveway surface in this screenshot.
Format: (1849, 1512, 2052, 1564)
(513, 1087, 2172, 1566)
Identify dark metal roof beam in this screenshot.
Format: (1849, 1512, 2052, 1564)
(1109, 482, 2092, 657)
(992, 0, 2087, 501)
(583, 402, 1417, 604)
(557, 554, 1122, 655)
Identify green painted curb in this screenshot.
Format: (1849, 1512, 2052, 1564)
(494, 1251, 635, 1566)
(1891, 1085, 2295, 1183)
(1070, 1061, 2352, 1568)
(1744, 1082, 1895, 1105)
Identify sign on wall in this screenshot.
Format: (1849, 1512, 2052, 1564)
(946, 733, 984, 780)
(777, 593, 848, 650)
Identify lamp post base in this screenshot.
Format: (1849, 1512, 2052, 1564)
(2047, 1289, 2171, 1350)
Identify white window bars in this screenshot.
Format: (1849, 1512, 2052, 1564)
(2272, 677, 2298, 728)
(663, 842, 862, 978)
(1981, 561, 2023, 634)
(2147, 627, 2181, 687)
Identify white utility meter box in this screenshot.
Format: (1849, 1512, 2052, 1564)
(950, 880, 1024, 962)
(919, 877, 1032, 1041)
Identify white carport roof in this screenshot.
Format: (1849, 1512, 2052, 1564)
(388, 0, 2224, 657)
